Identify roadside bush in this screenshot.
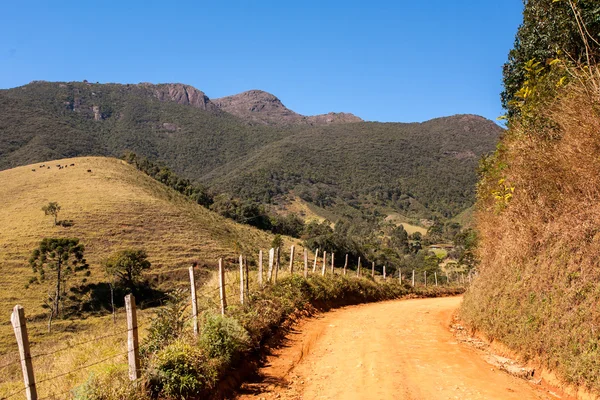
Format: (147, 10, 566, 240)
(199, 313, 251, 366)
(147, 340, 217, 400)
(73, 364, 148, 400)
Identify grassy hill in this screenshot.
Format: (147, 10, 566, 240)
(0, 81, 502, 221)
(0, 156, 278, 324)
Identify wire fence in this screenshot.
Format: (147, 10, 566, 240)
(0, 251, 472, 400)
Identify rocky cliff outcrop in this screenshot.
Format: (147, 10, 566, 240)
(141, 83, 218, 112)
(213, 90, 362, 125)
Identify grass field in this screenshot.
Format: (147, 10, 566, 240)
(384, 213, 429, 236)
(0, 157, 298, 350)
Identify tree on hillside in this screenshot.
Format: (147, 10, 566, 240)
(42, 202, 61, 225)
(104, 249, 151, 290)
(502, 0, 600, 115)
(29, 238, 88, 331)
(390, 226, 409, 255)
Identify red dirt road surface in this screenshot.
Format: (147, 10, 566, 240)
(236, 297, 565, 400)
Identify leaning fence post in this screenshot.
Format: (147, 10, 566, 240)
(125, 294, 140, 381)
(239, 255, 245, 305)
(331, 252, 335, 274)
(189, 264, 199, 337)
(371, 262, 375, 278)
(435, 272, 438, 286)
(312, 248, 319, 273)
(412, 270, 415, 287)
(11, 305, 37, 400)
(357, 257, 361, 277)
(343, 254, 348, 276)
(258, 250, 264, 288)
(219, 258, 227, 315)
(289, 245, 295, 274)
(303, 249, 309, 278)
(321, 251, 327, 276)
(268, 248, 274, 282)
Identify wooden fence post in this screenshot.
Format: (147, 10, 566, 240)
(424, 271, 427, 287)
(412, 270, 415, 287)
(268, 248, 274, 282)
(289, 245, 295, 274)
(245, 256, 249, 295)
(274, 247, 280, 283)
(303, 249, 309, 278)
(312, 248, 319, 273)
(189, 265, 199, 337)
(357, 257, 361, 277)
(371, 262, 375, 278)
(219, 258, 227, 314)
(399, 270, 402, 283)
(331, 252, 335, 274)
(11, 305, 37, 400)
(383, 265, 386, 280)
(258, 250, 264, 288)
(125, 294, 140, 381)
(343, 254, 348, 276)
(239, 255, 245, 305)
(435, 272, 438, 286)
(321, 251, 327, 276)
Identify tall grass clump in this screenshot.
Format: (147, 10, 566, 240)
(461, 59, 600, 392)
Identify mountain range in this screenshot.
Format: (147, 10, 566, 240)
(0, 80, 503, 220)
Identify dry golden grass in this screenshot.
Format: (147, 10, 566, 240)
(384, 213, 428, 236)
(0, 156, 316, 397)
(461, 68, 600, 392)
(0, 157, 293, 344)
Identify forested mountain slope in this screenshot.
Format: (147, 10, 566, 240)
(0, 81, 502, 219)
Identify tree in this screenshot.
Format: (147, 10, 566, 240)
(42, 202, 61, 225)
(502, 0, 600, 115)
(104, 249, 151, 290)
(390, 226, 409, 255)
(271, 234, 284, 250)
(29, 238, 88, 330)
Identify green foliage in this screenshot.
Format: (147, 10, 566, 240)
(142, 290, 188, 357)
(103, 248, 151, 290)
(42, 201, 61, 225)
(29, 238, 89, 317)
(73, 365, 147, 400)
(147, 340, 216, 399)
(502, 0, 600, 114)
(124, 152, 213, 208)
(199, 313, 251, 365)
(270, 234, 284, 250)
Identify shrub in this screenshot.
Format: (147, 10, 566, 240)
(199, 313, 251, 365)
(147, 340, 216, 399)
(73, 364, 147, 400)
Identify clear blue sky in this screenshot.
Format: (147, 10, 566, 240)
(0, 0, 523, 123)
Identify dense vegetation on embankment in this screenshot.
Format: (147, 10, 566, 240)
(461, 0, 600, 393)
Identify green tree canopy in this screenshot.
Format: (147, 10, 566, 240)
(104, 248, 151, 289)
(502, 0, 600, 114)
(42, 202, 61, 225)
(29, 238, 88, 321)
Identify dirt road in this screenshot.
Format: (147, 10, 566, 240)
(237, 297, 563, 400)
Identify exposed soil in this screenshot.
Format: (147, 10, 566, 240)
(235, 297, 570, 400)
